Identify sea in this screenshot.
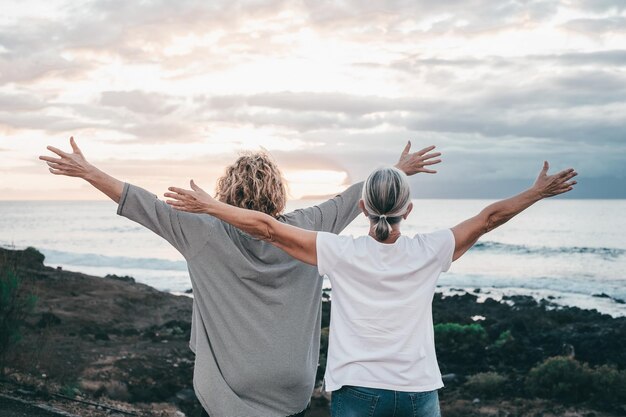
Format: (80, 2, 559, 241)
(1, 199, 625, 317)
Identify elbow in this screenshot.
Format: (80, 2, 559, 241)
(482, 211, 498, 234)
(257, 216, 276, 241)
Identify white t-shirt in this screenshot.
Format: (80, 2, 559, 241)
(316, 229, 455, 392)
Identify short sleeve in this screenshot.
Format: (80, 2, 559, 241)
(289, 182, 363, 234)
(422, 229, 456, 272)
(117, 183, 211, 258)
(316, 232, 347, 277)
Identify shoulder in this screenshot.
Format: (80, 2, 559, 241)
(281, 209, 316, 230)
(316, 231, 354, 247)
(316, 232, 358, 257)
(412, 229, 455, 250)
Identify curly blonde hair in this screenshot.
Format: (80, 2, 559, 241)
(215, 151, 287, 217)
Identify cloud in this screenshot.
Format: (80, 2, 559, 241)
(100, 91, 179, 115)
(0, 92, 47, 112)
(570, 0, 626, 12)
(563, 17, 626, 35)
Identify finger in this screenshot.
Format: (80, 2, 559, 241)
(420, 152, 441, 160)
(46, 161, 64, 169)
(541, 161, 549, 176)
(165, 200, 186, 207)
(167, 187, 192, 196)
(422, 159, 442, 166)
(49, 168, 68, 175)
(39, 155, 63, 163)
(416, 145, 436, 156)
(46, 146, 70, 158)
(556, 168, 575, 179)
(420, 169, 437, 174)
(401, 140, 411, 156)
(565, 180, 577, 187)
(190, 179, 201, 191)
(163, 192, 186, 200)
(69, 136, 82, 155)
(563, 171, 578, 181)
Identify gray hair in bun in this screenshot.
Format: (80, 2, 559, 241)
(362, 166, 412, 241)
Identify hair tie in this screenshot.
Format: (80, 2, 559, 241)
(379, 214, 387, 221)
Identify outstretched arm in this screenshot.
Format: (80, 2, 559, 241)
(451, 161, 577, 261)
(165, 181, 318, 265)
(39, 137, 124, 203)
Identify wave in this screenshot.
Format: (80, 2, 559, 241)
(471, 241, 625, 259)
(40, 249, 188, 271)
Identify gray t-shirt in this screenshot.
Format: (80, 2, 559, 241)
(117, 182, 363, 417)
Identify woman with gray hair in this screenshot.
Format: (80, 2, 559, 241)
(166, 160, 577, 417)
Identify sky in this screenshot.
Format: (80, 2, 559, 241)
(1, 0, 625, 200)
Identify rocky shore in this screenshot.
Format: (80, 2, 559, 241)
(1, 246, 625, 416)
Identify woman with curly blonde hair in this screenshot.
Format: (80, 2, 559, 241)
(216, 152, 287, 218)
(40, 137, 441, 417)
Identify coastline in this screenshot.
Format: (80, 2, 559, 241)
(1, 246, 625, 416)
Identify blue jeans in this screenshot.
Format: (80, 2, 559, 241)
(331, 386, 440, 417)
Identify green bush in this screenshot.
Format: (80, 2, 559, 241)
(493, 330, 514, 348)
(526, 356, 592, 403)
(464, 372, 507, 398)
(0, 269, 37, 374)
(589, 364, 626, 405)
(435, 323, 488, 346)
(435, 322, 488, 366)
(434, 323, 490, 371)
(527, 356, 626, 408)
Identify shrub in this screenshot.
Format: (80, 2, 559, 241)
(435, 323, 488, 346)
(464, 372, 507, 398)
(0, 269, 37, 374)
(435, 323, 489, 368)
(526, 356, 592, 403)
(527, 356, 626, 409)
(589, 364, 626, 405)
(493, 330, 514, 348)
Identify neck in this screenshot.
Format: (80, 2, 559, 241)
(368, 224, 402, 244)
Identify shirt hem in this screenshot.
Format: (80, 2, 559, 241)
(116, 182, 130, 216)
(325, 380, 444, 393)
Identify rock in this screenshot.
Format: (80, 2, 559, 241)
(592, 293, 611, 298)
(105, 274, 135, 283)
(37, 312, 61, 328)
(94, 331, 110, 341)
(0, 246, 45, 269)
(16, 388, 35, 396)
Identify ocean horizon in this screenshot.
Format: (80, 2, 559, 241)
(3, 198, 625, 317)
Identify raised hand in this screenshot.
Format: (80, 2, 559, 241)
(165, 180, 215, 213)
(39, 136, 93, 178)
(394, 141, 442, 176)
(532, 161, 578, 198)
